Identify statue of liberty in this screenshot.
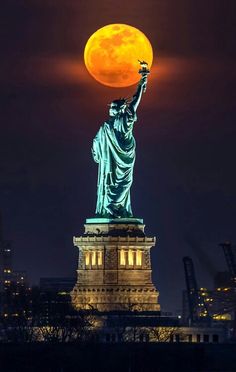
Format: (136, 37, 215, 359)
(92, 63, 149, 218)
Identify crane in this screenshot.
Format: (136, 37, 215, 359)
(183, 256, 209, 325)
(219, 242, 236, 286)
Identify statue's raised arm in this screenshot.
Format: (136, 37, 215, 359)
(129, 60, 150, 113)
(129, 74, 148, 113)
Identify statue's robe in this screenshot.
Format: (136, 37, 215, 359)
(92, 107, 137, 217)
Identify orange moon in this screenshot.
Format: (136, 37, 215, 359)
(84, 24, 153, 88)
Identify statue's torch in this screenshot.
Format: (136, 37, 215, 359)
(138, 60, 150, 93)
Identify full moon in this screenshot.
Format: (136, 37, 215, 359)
(84, 24, 153, 88)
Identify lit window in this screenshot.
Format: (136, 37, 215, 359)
(97, 251, 102, 266)
(85, 251, 90, 266)
(91, 251, 96, 266)
(136, 250, 142, 266)
(128, 250, 134, 265)
(120, 250, 126, 265)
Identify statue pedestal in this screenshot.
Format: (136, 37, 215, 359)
(71, 219, 160, 312)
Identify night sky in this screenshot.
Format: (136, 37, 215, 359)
(1, 0, 236, 312)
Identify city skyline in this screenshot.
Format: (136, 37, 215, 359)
(1, 0, 236, 312)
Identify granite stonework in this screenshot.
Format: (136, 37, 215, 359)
(71, 219, 160, 311)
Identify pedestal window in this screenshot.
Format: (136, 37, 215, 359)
(128, 250, 134, 265)
(120, 249, 126, 266)
(97, 251, 102, 266)
(136, 250, 142, 266)
(85, 251, 90, 266)
(91, 251, 96, 266)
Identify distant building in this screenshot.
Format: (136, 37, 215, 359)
(182, 286, 236, 324)
(0, 240, 13, 292)
(0, 214, 30, 318)
(35, 278, 77, 323)
(77, 312, 227, 344)
(40, 277, 76, 293)
(12, 270, 28, 288)
(214, 271, 232, 288)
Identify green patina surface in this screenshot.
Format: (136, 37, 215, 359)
(86, 217, 143, 224)
(92, 73, 148, 219)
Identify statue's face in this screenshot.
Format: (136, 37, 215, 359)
(109, 103, 119, 117)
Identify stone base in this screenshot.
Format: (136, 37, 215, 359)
(71, 285, 160, 312)
(71, 219, 160, 312)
